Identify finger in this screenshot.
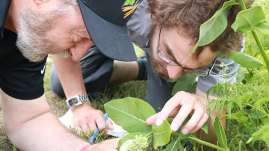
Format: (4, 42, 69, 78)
(104, 138, 121, 148)
(87, 118, 97, 133)
(75, 126, 82, 134)
(90, 138, 121, 151)
(106, 119, 114, 131)
(80, 116, 92, 133)
(146, 114, 158, 125)
(191, 113, 209, 133)
(170, 96, 195, 132)
(155, 92, 185, 126)
(183, 107, 205, 134)
(96, 117, 107, 136)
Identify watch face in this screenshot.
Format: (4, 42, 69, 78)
(68, 97, 79, 107)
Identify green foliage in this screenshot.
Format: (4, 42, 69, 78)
(168, 74, 197, 94)
(152, 120, 172, 148)
(247, 125, 269, 148)
(105, 97, 224, 150)
(221, 51, 264, 68)
(207, 69, 269, 149)
(163, 138, 183, 151)
(214, 117, 228, 149)
(104, 97, 156, 133)
(231, 6, 265, 33)
(191, 0, 238, 54)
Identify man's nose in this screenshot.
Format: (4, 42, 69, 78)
(166, 64, 184, 79)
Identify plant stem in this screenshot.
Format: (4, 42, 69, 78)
(145, 131, 153, 138)
(238, 0, 269, 72)
(251, 30, 269, 72)
(171, 132, 228, 151)
(238, 0, 246, 10)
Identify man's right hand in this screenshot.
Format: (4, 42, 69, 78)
(71, 103, 114, 136)
(88, 138, 121, 151)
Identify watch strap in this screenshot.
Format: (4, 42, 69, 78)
(78, 95, 90, 103)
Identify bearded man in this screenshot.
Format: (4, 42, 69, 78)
(0, 0, 140, 150)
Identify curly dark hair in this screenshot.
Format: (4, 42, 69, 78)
(147, 0, 254, 54)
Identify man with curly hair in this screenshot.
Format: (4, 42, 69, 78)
(145, 0, 252, 148)
(53, 0, 252, 149)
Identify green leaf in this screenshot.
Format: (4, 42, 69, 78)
(255, 22, 269, 35)
(119, 140, 133, 151)
(116, 132, 147, 150)
(191, 0, 238, 54)
(152, 120, 172, 148)
(247, 125, 269, 147)
(168, 74, 197, 95)
(214, 117, 227, 149)
(231, 6, 265, 33)
(239, 140, 242, 151)
(104, 97, 156, 133)
(221, 51, 264, 68)
(201, 122, 208, 134)
(249, 110, 267, 119)
(236, 67, 248, 83)
(163, 139, 181, 151)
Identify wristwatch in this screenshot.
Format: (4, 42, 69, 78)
(66, 95, 90, 108)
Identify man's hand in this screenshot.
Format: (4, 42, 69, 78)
(71, 102, 113, 135)
(88, 138, 121, 151)
(146, 91, 209, 135)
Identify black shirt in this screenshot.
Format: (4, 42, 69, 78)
(0, 0, 46, 100)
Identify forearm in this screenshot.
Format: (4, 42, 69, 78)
(0, 93, 88, 151)
(6, 111, 88, 151)
(52, 55, 86, 98)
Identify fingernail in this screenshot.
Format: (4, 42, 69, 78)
(182, 128, 189, 135)
(156, 119, 163, 126)
(171, 123, 179, 131)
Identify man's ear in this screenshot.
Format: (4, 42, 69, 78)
(33, 0, 49, 5)
(198, 46, 219, 65)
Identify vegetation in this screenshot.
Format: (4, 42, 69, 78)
(1, 0, 269, 150)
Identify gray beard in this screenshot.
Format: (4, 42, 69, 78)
(16, 7, 71, 62)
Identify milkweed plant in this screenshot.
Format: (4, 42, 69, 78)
(104, 0, 269, 150)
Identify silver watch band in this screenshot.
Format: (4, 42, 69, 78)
(78, 95, 90, 103)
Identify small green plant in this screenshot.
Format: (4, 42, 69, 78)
(104, 97, 230, 150)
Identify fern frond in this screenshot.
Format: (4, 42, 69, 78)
(247, 125, 269, 148)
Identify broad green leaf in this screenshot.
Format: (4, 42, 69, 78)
(168, 74, 197, 95)
(249, 110, 267, 119)
(221, 51, 264, 68)
(214, 117, 227, 149)
(236, 67, 248, 83)
(255, 22, 269, 34)
(116, 132, 147, 150)
(119, 140, 133, 151)
(152, 120, 172, 148)
(104, 97, 156, 133)
(163, 139, 181, 151)
(191, 0, 238, 54)
(231, 6, 265, 33)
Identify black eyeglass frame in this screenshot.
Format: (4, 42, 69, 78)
(156, 25, 217, 76)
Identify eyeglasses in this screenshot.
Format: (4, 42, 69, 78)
(156, 25, 217, 76)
